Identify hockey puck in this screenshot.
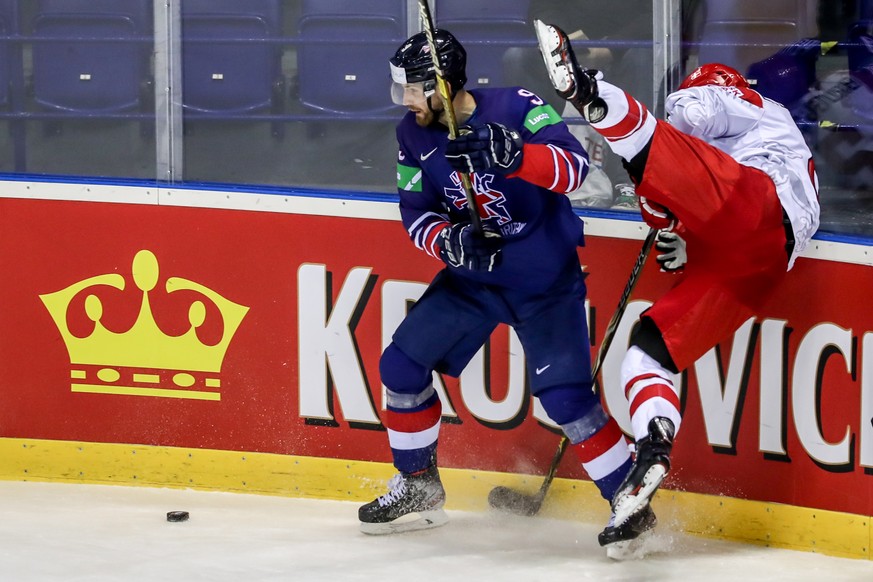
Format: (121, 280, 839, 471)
(166, 511, 189, 522)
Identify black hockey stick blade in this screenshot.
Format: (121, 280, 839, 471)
(487, 229, 657, 517)
(488, 437, 568, 516)
(488, 485, 546, 516)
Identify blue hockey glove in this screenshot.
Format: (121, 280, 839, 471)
(445, 123, 524, 175)
(655, 230, 687, 273)
(437, 222, 503, 272)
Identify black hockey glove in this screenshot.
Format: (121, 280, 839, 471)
(444, 123, 524, 175)
(437, 222, 503, 272)
(655, 230, 687, 273)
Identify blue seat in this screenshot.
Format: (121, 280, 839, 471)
(181, 0, 285, 117)
(436, 0, 531, 89)
(0, 0, 18, 109)
(297, 0, 406, 115)
(31, 0, 152, 114)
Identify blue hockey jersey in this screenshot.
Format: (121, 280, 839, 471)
(395, 87, 591, 292)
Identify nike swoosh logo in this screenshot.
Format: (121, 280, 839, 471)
(420, 147, 438, 161)
(535, 365, 551, 375)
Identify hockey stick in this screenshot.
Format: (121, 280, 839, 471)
(417, 0, 482, 233)
(488, 227, 658, 516)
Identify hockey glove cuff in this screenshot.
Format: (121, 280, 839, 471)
(640, 196, 676, 231)
(445, 123, 524, 175)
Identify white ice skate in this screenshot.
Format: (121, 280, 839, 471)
(534, 20, 605, 121)
(599, 504, 658, 560)
(534, 19, 576, 96)
(607, 417, 674, 528)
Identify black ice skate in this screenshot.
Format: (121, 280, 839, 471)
(609, 417, 675, 529)
(533, 19, 607, 122)
(359, 465, 448, 535)
(598, 504, 657, 560)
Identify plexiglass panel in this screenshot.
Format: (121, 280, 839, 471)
(0, 0, 869, 237)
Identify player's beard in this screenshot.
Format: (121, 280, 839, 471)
(413, 109, 434, 127)
(413, 95, 443, 128)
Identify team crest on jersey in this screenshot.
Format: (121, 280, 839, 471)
(444, 172, 511, 225)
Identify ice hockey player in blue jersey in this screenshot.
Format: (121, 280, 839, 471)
(358, 29, 635, 536)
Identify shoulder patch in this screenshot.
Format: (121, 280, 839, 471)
(723, 86, 764, 108)
(397, 163, 423, 192)
(524, 104, 562, 133)
(737, 87, 764, 108)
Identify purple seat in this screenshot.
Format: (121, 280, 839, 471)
(746, 38, 819, 109)
(691, 0, 818, 74)
(847, 0, 873, 85)
(847, 1, 873, 120)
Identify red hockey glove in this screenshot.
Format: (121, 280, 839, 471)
(639, 196, 676, 231)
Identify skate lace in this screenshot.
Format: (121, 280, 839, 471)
(377, 474, 407, 507)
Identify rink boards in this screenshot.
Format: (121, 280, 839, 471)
(0, 179, 871, 559)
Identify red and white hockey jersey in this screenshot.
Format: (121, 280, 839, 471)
(665, 85, 820, 266)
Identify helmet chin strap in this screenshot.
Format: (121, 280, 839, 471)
(426, 94, 440, 116)
(425, 79, 453, 127)
(427, 94, 455, 129)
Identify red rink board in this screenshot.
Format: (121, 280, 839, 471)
(0, 196, 871, 516)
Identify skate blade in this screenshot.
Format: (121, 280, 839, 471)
(359, 508, 448, 536)
(605, 528, 656, 561)
(534, 20, 573, 93)
(613, 464, 667, 526)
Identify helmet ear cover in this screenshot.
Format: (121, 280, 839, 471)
(423, 79, 436, 97)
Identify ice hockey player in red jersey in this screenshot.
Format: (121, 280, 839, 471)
(535, 21, 820, 556)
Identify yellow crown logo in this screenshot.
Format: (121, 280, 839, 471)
(40, 249, 249, 401)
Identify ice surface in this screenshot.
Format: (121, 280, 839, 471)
(1, 481, 871, 582)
